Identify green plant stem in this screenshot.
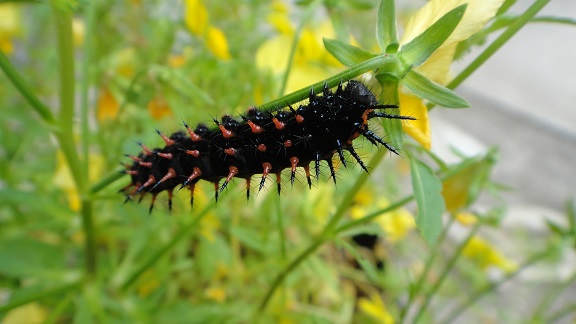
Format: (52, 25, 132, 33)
(52, 3, 96, 278)
(412, 218, 484, 323)
(443, 249, 550, 323)
(335, 195, 414, 234)
(259, 54, 397, 111)
(80, 0, 97, 179)
(399, 215, 456, 322)
(0, 51, 56, 127)
(447, 0, 550, 90)
(90, 171, 127, 194)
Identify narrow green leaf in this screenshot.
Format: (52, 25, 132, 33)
(410, 158, 445, 246)
(403, 70, 470, 108)
(377, 0, 398, 52)
(399, 4, 467, 68)
(323, 38, 376, 67)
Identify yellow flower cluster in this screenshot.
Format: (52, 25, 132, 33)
(184, 0, 231, 60)
(255, 1, 344, 94)
(350, 187, 415, 243)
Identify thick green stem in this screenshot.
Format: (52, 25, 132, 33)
(80, 0, 97, 179)
(52, 3, 96, 278)
(259, 54, 397, 111)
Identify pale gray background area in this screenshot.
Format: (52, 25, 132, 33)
(423, 1, 576, 321)
(429, 0, 576, 212)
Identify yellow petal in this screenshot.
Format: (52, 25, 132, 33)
(401, 0, 504, 46)
(376, 207, 416, 242)
(455, 212, 478, 226)
(97, 88, 119, 122)
(2, 303, 47, 324)
(206, 26, 231, 60)
(0, 37, 14, 54)
(400, 0, 504, 82)
(267, 0, 293, 35)
(255, 34, 292, 74)
(399, 93, 431, 150)
(0, 4, 21, 36)
(358, 292, 394, 323)
(463, 236, 517, 272)
(184, 0, 208, 36)
(205, 286, 227, 302)
(284, 64, 332, 94)
(417, 43, 457, 84)
(147, 96, 173, 120)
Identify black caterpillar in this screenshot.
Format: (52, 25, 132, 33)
(122, 81, 414, 212)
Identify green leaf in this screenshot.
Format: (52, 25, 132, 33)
(377, 0, 398, 53)
(323, 38, 376, 67)
(402, 70, 470, 108)
(410, 158, 445, 246)
(399, 4, 468, 68)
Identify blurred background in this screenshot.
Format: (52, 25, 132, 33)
(0, 0, 575, 322)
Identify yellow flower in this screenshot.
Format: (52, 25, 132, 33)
(351, 187, 415, 242)
(399, 0, 504, 148)
(53, 151, 105, 212)
(206, 26, 231, 60)
(399, 92, 430, 150)
(0, 4, 21, 55)
(184, 0, 208, 36)
(463, 236, 517, 273)
(256, 3, 344, 94)
(147, 96, 173, 120)
(358, 292, 394, 323)
(267, 0, 293, 35)
(205, 286, 227, 302)
(96, 88, 119, 122)
(455, 211, 478, 226)
(2, 302, 47, 324)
